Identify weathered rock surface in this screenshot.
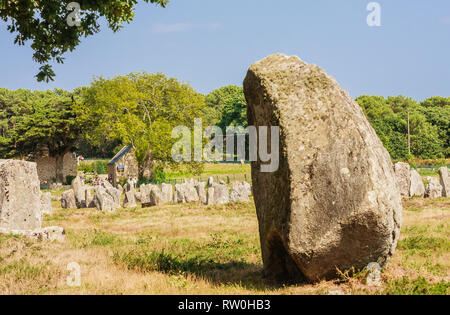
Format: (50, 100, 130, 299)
(242, 181, 252, 196)
(394, 162, 410, 197)
(195, 182, 207, 204)
(150, 185, 164, 206)
(439, 167, 450, 197)
(40, 192, 53, 215)
(94, 186, 118, 212)
(135, 191, 142, 203)
(425, 177, 443, 199)
(161, 184, 174, 204)
(410, 170, 425, 197)
(174, 182, 199, 203)
(85, 188, 96, 208)
(105, 186, 121, 208)
(207, 177, 214, 187)
(0, 226, 65, 242)
(71, 176, 86, 208)
(0, 160, 42, 231)
(139, 184, 152, 206)
(206, 183, 230, 205)
(230, 182, 251, 202)
(61, 189, 76, 209)
(123, 189, 137, 208)
(243, 54, 402, 282)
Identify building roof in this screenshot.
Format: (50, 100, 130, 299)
(108, 146, 132, 165)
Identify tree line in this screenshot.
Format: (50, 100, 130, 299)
(1, 73, 449, 183)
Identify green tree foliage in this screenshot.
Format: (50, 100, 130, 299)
(356, 95, 448, 159)
(76, 72, 206, 178)
(0, 88, 80, 181)
(0, 0, 168, 82)
(205, 85, 247, 128)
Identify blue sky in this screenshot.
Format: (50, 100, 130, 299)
(1, 0, 450, 101)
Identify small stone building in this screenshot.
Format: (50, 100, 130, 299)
(108, 146, 139, 186)
(32, 148, 78, 184)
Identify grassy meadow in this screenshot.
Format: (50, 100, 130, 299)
(0, 164, 449, 295)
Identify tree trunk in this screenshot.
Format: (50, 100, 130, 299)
(55, 154, 65, 184)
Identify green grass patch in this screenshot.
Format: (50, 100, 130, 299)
(114, 232, 261, 276)
(383, 277, 449, 295)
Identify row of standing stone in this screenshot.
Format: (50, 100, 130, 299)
(394, 163, 449, 198)
(60, 176, 252, 212)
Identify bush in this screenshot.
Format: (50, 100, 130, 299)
(78, 161, 93, 174)
(93, 161, 108, 174)
(65, 175, 76, 185)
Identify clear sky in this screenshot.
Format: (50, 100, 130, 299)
(1, 0, 449, 101)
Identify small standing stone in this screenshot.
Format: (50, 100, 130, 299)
(40, 192, 53, 215)
(438, 167, 449, 197)
(161, 184, 173, 204)
(61, 189, 77, 209)
(123, 189, 137, 208)
(149, 185, 164, 206)
(195, 182, 207, 204)
(425, 177, 443, 199)
(394, 162, 411, 197)
(94, 186, 118, 212)
(206, 183, 230, 205)
(72, 175, 86, 208)
(230, 182, 251, 202)
(410, 170, 425, 197)
(85, 188, 96, 208)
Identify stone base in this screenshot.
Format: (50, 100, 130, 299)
(0, 226, 65, 242)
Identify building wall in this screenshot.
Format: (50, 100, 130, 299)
(108, 151, 139, 186)
(34, 152, 78, 184)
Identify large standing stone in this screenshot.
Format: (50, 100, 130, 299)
(410, 170, 425, 197)
(40, 192, 53, 215)
(0, 160, 42, 231)
(425, 177, 443, 199)
(230, 182, 251, 202)
(439, 167, 450, 197)
(243, 54, 402, 282)
(71, 175, 86, 208)
(394, 162, 410, 197)
(61, 189, 76, 209)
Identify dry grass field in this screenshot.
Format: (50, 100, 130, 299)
(0, 191, 448, 295)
